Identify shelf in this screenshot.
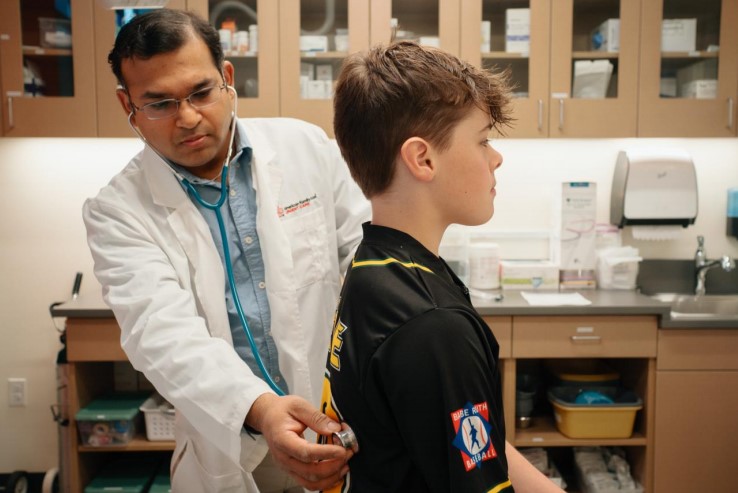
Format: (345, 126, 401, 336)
(514, 416, 647, 448)
(300, 51, 347, 59)
(482, 51, 529, 60)
(79, 435, 175, 453)
(22, 45, 72, 56)
(572, 51, 619, 59)
(660, 51, 719, 59)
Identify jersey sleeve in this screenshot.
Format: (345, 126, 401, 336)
(366, 308, 511, 493)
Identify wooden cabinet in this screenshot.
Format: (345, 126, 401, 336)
(460, 0, 551, 138)
(508, 315, 658, 492)
(188, 0, 280, 122)
(94, 0, 187, 137)
(64, 318, 173, 493)
(638, 0, 738, 137)
(279, 0, 370, 137)
(654, 329, 738, 493)
(0, 0, 97, 136)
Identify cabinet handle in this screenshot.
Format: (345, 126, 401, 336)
(728, 97, 735, 130)
(7, 95, 14, 129)
(537, 99, 543, 131)
(558, 99, 564, 130)
(570, 335, 602, 343)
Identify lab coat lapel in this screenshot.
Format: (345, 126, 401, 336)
(143, 148, 232, 342)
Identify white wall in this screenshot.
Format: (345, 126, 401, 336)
(1, 136, 737, 472)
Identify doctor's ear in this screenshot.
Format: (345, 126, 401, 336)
(399, 137, 435, 183)
(116, 88, 135, 119)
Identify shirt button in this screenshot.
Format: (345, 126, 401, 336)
(230, 189, 237, 197)
(258, 281, 266, 289)
(244, 236, 253, 245)
(274, 376, 281, 383)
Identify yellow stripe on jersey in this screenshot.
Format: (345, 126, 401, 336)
(352, 257, 434, 274)
(487, 478, 513, 493)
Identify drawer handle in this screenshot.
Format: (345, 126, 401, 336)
(570, 335, 601, 343)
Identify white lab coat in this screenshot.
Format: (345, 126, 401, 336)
(83, 118, 370, 492)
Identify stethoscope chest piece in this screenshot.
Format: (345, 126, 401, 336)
(332, 423, 359, 453)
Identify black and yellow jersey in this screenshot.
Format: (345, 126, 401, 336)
(320, 223, 513, 493)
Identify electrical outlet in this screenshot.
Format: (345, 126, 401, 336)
(8, 378, 26, 407)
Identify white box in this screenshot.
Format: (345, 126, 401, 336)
(315, 64, 333, 81)
(505, 8, 530, 53)
(552, 182, 597, 272)
(500, 260, 559, 290)
(419, 36, 441, 48)
(591, 18, 619, 52)
(481, 20, 492, 52)
(334, 34, 349, 52)
(306, 80, 327, 99)
(300, 62, 315, 80)
(661, 19, 696, 52)
(660, 77, 677, 97)
(300, 35, 329, 52)
(681, 79, 717, 99)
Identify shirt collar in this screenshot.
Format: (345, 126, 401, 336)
(172, 119, 252, 186)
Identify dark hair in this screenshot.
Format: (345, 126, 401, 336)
(333, 41, 512, 198)
(108, 9, 224, 88)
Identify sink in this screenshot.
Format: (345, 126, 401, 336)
(650, 293, 738, 320)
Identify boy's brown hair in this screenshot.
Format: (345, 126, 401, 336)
(333, 40, 512, 198)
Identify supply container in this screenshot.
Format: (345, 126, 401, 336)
(39, 17, 72, 49)
(84, 457, 158, 493)
(75, 393, 148, 446)
(468, 241, 500, 289)
(140, 393, 175, 441)
(547, 359, 620, 388)
(439, 226, 469, 284)
(548, 387, 642, 439)
(595, 246, 642, 290)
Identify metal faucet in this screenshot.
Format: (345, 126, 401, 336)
(694, 235, 736, 296)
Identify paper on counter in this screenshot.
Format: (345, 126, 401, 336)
(520, 292, 592, 306)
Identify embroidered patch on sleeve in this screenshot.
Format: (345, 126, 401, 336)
(450, 401, 497, 471)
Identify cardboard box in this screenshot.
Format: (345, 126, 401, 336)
(681, 79, 717, 99)
(315, 64, 333, 81)
(552, 182, 597, 289)
(591, 18, 619, 52)
(500, 260, 559, 290)
(300, 35, 328, 52)
(661, 19, 696, 52)
(505, 8, 530, 53)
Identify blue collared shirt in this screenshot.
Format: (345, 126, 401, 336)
(173, 122, 288, 394)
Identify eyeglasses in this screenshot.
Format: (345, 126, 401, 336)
(130, 83, 227, 120)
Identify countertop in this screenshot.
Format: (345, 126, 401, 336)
(52, 291, 738, 329)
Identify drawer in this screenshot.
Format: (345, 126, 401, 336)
(513, 315, 658, 358)
(66, 318, 127, 362)
(658, 329, 738, 370)
(483, 316, 512, 359)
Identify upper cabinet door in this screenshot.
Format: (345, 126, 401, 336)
(460, 0, 551, 138)
(279, 0, 370, 137)
(638, 0, 738, 137)
(0, 0, 96, 136)
(549, 0, 640, 137)
(371, 0, 461, 55)
(95, 1, 187, 138)
(188, 0, 280, 120)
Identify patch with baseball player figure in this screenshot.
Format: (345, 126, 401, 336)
(451, 401, 497, 471)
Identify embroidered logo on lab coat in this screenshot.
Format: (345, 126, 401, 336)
(450, 401, 496, 471)
(277, 194, 318, 218)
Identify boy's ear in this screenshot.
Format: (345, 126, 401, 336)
(398, 137, 436, 183)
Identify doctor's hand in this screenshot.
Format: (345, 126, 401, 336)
(246, 393, 353, 491)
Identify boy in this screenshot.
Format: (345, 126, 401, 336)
(320, 41, 565, 492)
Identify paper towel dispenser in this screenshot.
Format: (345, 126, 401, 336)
(610, 148, 697, 228)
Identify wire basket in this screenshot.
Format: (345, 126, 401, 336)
(140, 394, 175, 441)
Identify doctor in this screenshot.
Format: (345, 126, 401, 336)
(83, 9, 369, 493)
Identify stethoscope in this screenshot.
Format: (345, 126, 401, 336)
(126, 84, 359, 452)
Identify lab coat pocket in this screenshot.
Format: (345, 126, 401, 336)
(171, 439, 254, 493)
(281, 207, 330, 288)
